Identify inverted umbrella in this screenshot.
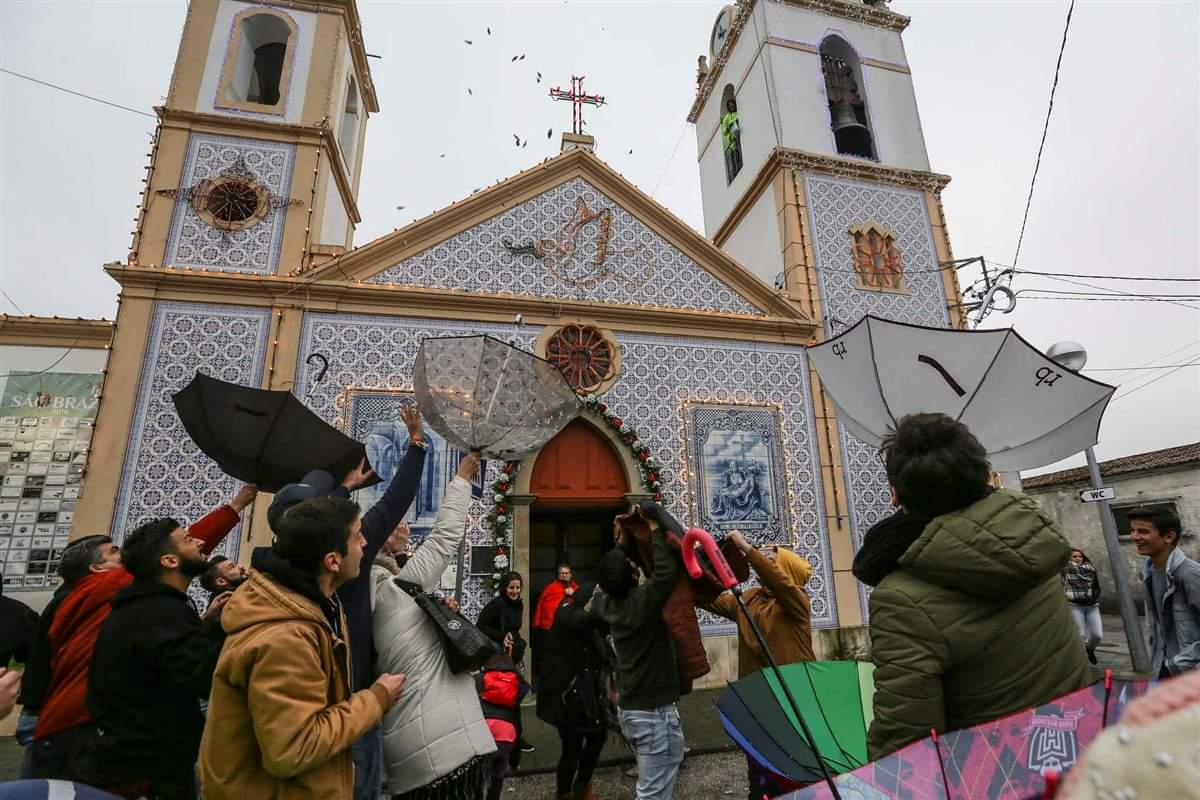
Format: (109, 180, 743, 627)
(172, 372, 380, 493)
(807, 316, 1116, 471)
(784, 672, 1155, 800)
(717, 661, 875, 794)
(413, 334, 580, 460)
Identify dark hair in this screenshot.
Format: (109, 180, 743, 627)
(199, 556, 230, 594)
(556, 563, 572, 573)
(1127, 506, 1182, 545)
(501, 571, 523, 589)
(57, 535, 114, 585)
(121, 518, 183, 580)
(597, 547, 635, 599)
(272, 496, 360, 576)
(1069, 548, 1093, 566)
(880, 413, 991, 518)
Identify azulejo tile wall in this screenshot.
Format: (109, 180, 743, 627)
(295, 312, 834, 632)
(111, 302, 271, 564)
(803, 174, 952, 620)
(368, 177, 764, 317)
(163, 134, 295, 274)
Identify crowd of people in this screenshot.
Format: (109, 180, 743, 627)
(0, 410, 1197, 800)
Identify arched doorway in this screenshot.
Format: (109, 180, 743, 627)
(527, 419, 629, 625)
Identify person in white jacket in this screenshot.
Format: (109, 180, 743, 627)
(372, 452, 497, 800)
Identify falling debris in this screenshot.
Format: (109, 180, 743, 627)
(487, 27, 491, 35)
(464, 39, 472, 45)
(440, 154, 446, 158)
(522, 139, 527, 148)
(467, 88, 472, 95)
(396, 205, 406, 210)
(628, 149, 633, 154)
(547, 127, 553, 139)
(513, 134, 521, 147)
(536, 71, 542, 83)
(511, 55, 519, 62)
(518, 54, 526, 61)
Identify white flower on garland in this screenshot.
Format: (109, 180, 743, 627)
(619, 424, 631, 435)
(586, 393, 597, 404)
(493, 493, 504, 503)
(494, 554, 510, 569)
(492, 572, 502, 581)
(497, 515, 508, 524)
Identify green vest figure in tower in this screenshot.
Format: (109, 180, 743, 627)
(722, 98, 743, 178)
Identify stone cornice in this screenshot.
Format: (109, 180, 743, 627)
(0, 315, 114, 349)
(688, 0, 910, 123)
(103, 266, 818, 344)
(779, 149, 951, 192)
(303, 148, 811, 324)
(157, 108, 362, 224)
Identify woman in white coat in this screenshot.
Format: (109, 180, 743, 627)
(372, 452, 497, 800)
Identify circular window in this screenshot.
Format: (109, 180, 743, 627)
(193, 177, 268, 231)
(542, 324, 620, 394)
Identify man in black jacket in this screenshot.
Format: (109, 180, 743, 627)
(264, 402, 427, 800)
(78, 518, 229, 800)
(597, 519, 684, 800)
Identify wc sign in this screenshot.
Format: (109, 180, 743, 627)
(1079, 487, 1116, 503)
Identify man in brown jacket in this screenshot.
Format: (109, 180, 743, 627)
(705, 530, 814, 800)
(705, 531, 815, 678)
(199, 494, 406, 799)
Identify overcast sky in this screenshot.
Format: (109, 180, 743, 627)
(2, 0, 1197, 476)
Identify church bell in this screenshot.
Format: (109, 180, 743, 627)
(830, 102, 874, 159)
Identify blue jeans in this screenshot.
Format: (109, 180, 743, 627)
(16, 711, 37, 779)
(352, 723, 384, 800)
(618, 705, 684, 800)
(1069, 604, 1103, 650)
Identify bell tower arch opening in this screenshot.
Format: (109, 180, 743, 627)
(819, 35, 876, 160)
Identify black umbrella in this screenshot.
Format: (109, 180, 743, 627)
(171, 372, 381, 493)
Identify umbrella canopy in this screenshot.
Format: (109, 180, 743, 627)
(172, 372, 380, 493)
(784, 674, 1155, 800)
(413, 334, 580, 461)
(717, 661, 876, 792)
(807, 316, 1116, 471)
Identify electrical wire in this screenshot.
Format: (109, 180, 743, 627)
(1, 289, 27, 314)
(1111, 357, 1200, 402)
(651, 123, 689, 199)
(0, 337, 82, 379)
(1103, 339, 1200, 385)
(1011, 0, 1075, 269)
(1085, 363, 1200, 372)
(1013, 269, 1200, 282)
(0, 67, 157, 120)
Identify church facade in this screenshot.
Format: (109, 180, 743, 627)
(61, 0, 964, 684)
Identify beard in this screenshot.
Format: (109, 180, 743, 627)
(179, 553, 211, 578)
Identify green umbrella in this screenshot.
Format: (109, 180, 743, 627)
(717, 661, 875, 792)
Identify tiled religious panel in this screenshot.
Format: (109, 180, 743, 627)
(803, 174, 952, 621)
(368, 177, 764, 316)
(111, 302, 272, 565)
(608, 334, 832, 632)
(163, 134, 295, 274)
(295, 313, 834, 632)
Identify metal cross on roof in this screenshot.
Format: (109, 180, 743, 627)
(549, 75, 605, 135)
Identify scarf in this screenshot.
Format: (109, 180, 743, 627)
(852, 509, 930, 587)
(1063, 562, 1099, 605)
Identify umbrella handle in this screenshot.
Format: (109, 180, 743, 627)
(681, 527, 738, 590)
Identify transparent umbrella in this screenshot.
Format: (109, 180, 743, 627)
(807, 315, 1116, 471)
(413, 334, 581, 460)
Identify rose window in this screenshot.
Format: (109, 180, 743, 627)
(545, 324, 617, 393)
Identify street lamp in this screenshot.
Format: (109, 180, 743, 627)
(1047, 341, 1151, 673)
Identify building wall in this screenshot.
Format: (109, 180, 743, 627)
(0, 344, 108, 612)
(720, 185, 780, 287)
(1027, 466, 1200, 614)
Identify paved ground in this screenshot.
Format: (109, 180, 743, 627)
(504, 749, 749, 798)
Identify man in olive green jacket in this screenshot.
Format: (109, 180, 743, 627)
(854, 413, 1091, 759)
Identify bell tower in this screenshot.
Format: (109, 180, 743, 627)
(691, 0, 966, 626)
(129, 0, 376, 275)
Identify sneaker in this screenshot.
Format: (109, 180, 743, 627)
(1086, 645, 1098, 665)
(520, 739, 535, 753)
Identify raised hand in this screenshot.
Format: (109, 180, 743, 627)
(202, 591, 233, 621)
(230, 484, 258, 513)
(0, 667, 20, 722)
(441, 596, 460, 614)
(456, 451, 481, 481)
(401, 403, 424, 445)
(341, 457, 377, 491)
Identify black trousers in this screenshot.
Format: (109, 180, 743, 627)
(28, 723, 100, 782)
(555, 725, 605, 795)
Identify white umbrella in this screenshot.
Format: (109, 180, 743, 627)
(807, 315, 1116, 471)
(413, 334, 581, 461)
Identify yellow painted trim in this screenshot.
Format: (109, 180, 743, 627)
(0, 316, 114, 349)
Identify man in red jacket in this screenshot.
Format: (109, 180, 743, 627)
(532, 564, 578, 682)
(27, 484, 256, 781)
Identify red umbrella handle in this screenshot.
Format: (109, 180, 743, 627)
(682, 527, 738, 590)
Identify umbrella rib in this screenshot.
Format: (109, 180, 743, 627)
(955, 328, 1013, 423)
(864, 319, 896, 428)
(800, 661, 864, 769)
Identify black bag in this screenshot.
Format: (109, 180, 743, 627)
(394, 579, 497, 674)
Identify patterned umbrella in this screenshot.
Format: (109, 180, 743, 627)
(807, 316, 1116, 471)
(782, 672, 1155, 800)
(413, 334, 580, 460)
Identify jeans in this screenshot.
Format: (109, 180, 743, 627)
(1069, 604, 1103, 650)
(353, 723, 384, 800)
(16, 712, 37, 779)
(555, 726, 605, 795)
(618, 705, 684, 800)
